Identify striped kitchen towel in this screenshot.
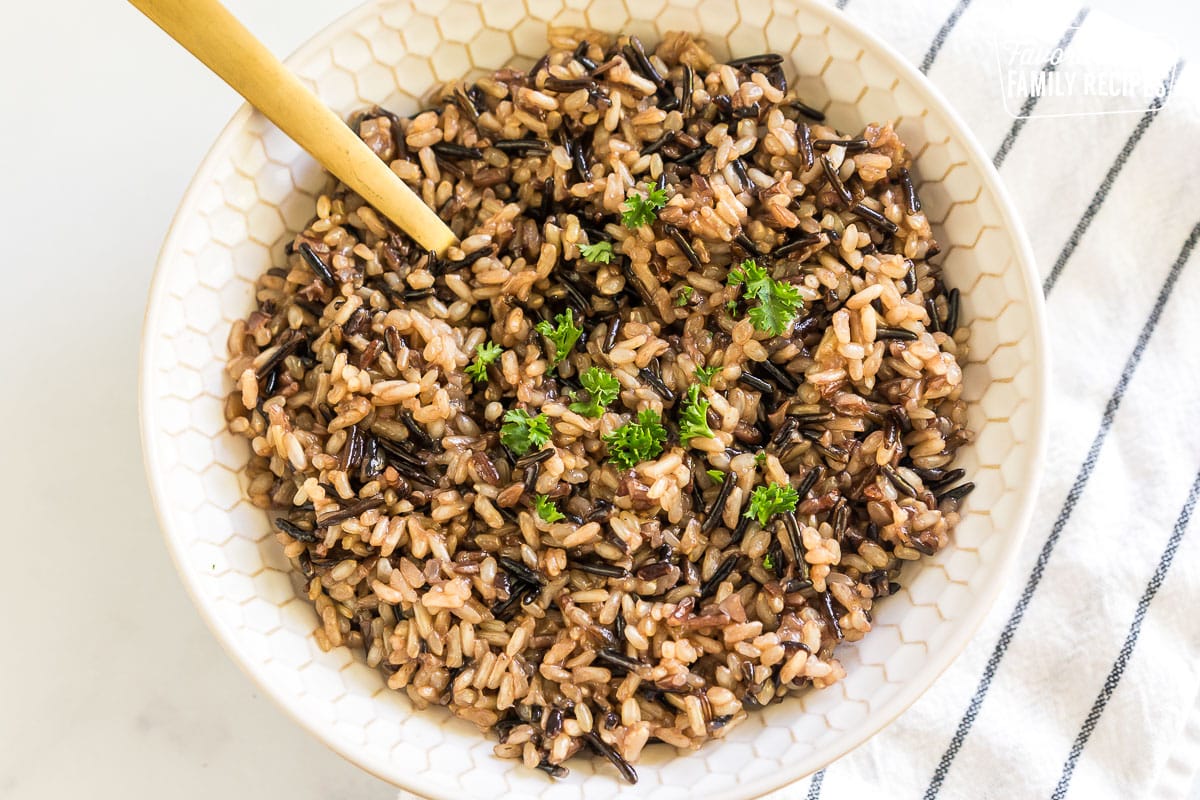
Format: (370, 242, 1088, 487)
(763, 0, 1200, 798)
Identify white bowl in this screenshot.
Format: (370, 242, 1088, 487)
(139, 0, 1048, 797)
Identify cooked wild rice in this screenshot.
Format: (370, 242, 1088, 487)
(226, 30, 973, 783)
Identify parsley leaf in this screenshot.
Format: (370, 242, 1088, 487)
(727, 258, 803, 336)
(745, 482, 800, 526)
(674, 285, 694, 306)
(755, 451, 767, 465)
(678, 384, 714, 446)
(535, 308, 583, 366)
(534, 494, 565, 524)
(579, 241, 614, 264)
(706, 469, 725, 482)
(621, 182, 669, 229)
(694, 364, 718, 386)
(465, 340, 502, 383)
(602, 408, 667, 470)
(727, 259, 770, 291)
(569, 366, 620, 418)
(762, 552, 775, 570)
(500, 409, 552, 455)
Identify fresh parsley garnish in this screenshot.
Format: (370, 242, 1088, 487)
(727, 259, 803, 337)
(569, 366, 620, 418)
(579, 241, 614, 264)
(500, 409, 552, 455)
(465, 340, 502, 383)
(755, 451, 767, 465)
(763, 552, 775, 570)
(745, 482, 800, 526)
(602, 408, 667, 470)
(534, 494, 565, 524)
(706, 469, 725, 482)
(674, 285, 694, 306)
(678, 384, 713, 445)
(694, 364, 718, 386)
(725, 299, 738, 315)
(621, 182, 669, 229)
(535, 308, 583, 366)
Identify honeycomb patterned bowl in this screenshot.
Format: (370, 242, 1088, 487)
(139, 0, 1048, 797)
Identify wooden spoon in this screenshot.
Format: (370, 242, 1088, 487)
(130, 0, 457, 255)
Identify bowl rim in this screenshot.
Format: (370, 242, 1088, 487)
(139, 1, 1050, 796)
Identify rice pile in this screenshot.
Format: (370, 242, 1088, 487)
(225, 29, 973, 783)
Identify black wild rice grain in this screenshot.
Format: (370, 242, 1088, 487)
(275, 517, 320, 543)
(627, 36, 667, 90)
(641, 130, 674, 156)
(545, 707, 564, 736)
(945, 287, 960, 334)
(701, 472, 735, 534)
(493, 138, 551, 155)
(771, 416, 799, 448)
(639, 366, 675, 403)
(674, 143, 711, 165)
(544, 75, 598, 92)
(298, 242, 335, 286)
(583, 732, 638, 784)
(882, 465, 919, 498)
(799, 123, 815, 169)
(730, 158, 752, 193)
(734, 231, 760, 257)
(515, 447, 555, 468)
(499, 556, 545, 587)
(796, 467, 821, 498)
(903, 258, 917, 294)
(664, 224, 702, 269)
(937, 482, 976, 503)
(727, 52, 784, 68)
(316, 496, 386, 527)
(573, 40, 597, 71)
(699, 554, 740, 598)
(812, 138, 869, 153)
(442, 244, 496, 274)
(782, 511, 809, 582)
(876, 326, 918, 341)
(851, 202, 899, 234)
(731, 102, 760, 120)
(597, 648, 647, 673)
(823, 591, 844, 640)
(929, 468, 966, 489)
(771, 233, 822, 260)
(523, 463, 540, 495)
(789, 411, 835, 425)
(572, 560, 629, 578)
(400, 410, 436, 450)
(789, 98, 826, 121)
(431, 142, 483, 160)
(254, 330, 303, 380)
(738, 372, 774, 395)
(925, 296, 942, 333)
(821, 155, 852, 206)
(757, 359, 799, 393)
(900, 166, 922, 213)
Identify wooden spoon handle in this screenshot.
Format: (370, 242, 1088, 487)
(130, 0, 456, 255)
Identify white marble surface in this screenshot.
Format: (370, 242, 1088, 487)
(2, 1, 1197, 798)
